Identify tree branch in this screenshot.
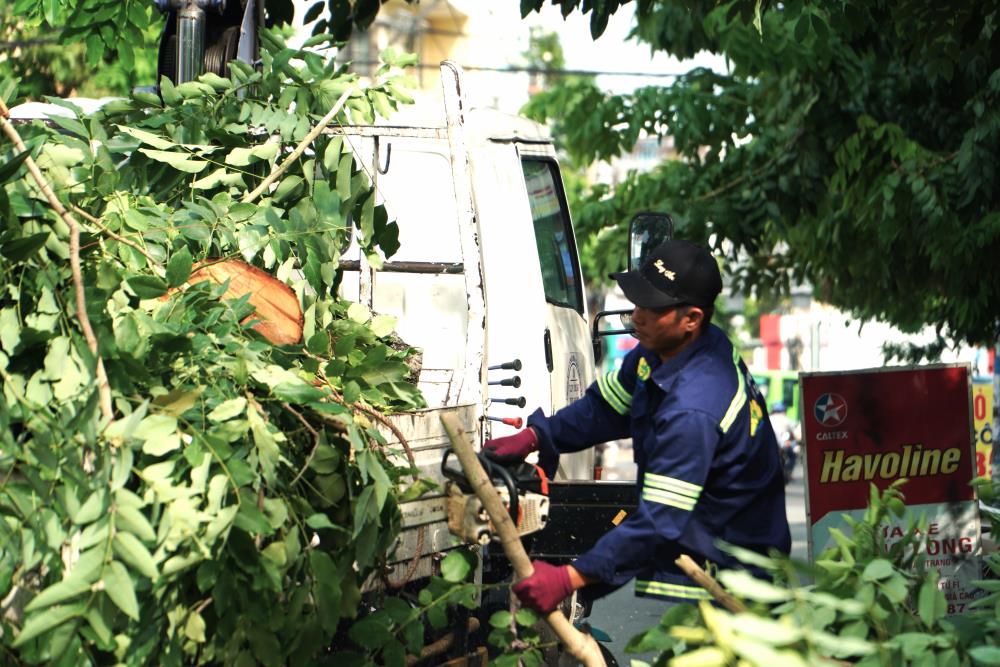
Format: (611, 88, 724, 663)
(441, 413, 606, 667)
(71, 205, 163, 268)
(0, 99, 114, 423)
(674, 555, 746, 613)
(243, 88, 354, 204)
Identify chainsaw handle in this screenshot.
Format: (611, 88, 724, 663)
(440, 448, 519, 523)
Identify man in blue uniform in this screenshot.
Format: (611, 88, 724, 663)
(485, 239, 791, 612)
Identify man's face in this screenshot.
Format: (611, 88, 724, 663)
(630, 304, 703, 360)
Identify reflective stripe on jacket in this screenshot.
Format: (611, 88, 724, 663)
(528, 324, 791, 602)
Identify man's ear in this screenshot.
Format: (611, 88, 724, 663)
(684, 306, 705, 332)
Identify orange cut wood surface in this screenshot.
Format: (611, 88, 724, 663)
(189, 259, 303, 345)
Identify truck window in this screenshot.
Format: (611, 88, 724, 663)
(521, 159, 583, 313)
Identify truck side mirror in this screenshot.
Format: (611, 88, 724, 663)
(628, 212, 675, 271)
(590, 309, 635, 364)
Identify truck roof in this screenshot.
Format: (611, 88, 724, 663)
(380, 99, 552, 144)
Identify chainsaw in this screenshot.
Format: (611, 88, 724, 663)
(440, 449, 551, 546)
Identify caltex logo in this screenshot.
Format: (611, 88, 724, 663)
(814, 393, 847, 427)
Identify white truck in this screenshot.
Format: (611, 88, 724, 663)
(331, 61, 601, 580)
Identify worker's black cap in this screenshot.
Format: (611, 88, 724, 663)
(610, 239, 722, 309)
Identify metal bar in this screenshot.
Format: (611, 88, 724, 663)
(176, 4, 206, 83)
(338, 260, 464, 274)
(440, 61, 488, 412)
(323, 125, 449, 139)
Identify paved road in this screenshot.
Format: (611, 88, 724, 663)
(585, 457, 808, 666)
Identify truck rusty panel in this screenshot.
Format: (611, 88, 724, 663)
(376, 404, 480, 584)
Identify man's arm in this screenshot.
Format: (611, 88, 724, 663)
(570, 409, 719, 586)
(528, 350, 644, 474)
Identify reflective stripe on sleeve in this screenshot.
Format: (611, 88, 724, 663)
(719, 349, 747, 434)
(635, 580, 712, 600)
(642, 472, 701, 510)
(597, 371, 632, 415)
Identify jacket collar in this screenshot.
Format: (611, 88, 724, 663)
(642, 324, 722, 392)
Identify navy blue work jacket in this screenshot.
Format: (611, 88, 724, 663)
(528, 324, 791, 602)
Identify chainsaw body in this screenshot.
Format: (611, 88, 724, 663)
(441, 450, 551, 545)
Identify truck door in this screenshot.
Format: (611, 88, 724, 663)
(518, 152, 596, 480)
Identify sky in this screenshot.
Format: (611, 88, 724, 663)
(526, 4, 728, 94)
(288, 1, 727, 98)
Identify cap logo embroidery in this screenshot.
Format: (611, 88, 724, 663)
(653, 259, 676, 281)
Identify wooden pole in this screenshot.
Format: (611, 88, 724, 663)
(674, 555, 746, 613)
(441, 413, 605, 667)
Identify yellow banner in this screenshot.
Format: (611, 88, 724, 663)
(973, 380, 994, 478)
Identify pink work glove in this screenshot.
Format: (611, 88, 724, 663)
(512, 560, 574, 614)
(482, 427, 538, 464)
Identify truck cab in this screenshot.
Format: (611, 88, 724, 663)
(336, 63, 595, 481)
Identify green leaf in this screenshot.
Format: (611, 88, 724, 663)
(369, 314, 396, 338)
(310, 550, 343, 634)
(729, 614, 802, 646)
(41, 143, 85, 167)
(440, 550, 472, 583)
(515, 608, 538, 627)
(191, 167, 245, 190)
(84, 600, 114, 646)
(159, 76, 181, 105)
(862, 559, 894, 582)
(0, 148, 31, 182)
(115, 504, 156, 543)
(134, 413, 177, 441)
(273, 175, 304, 203)
(273, 381, 326, 403)
(224, 142, 279, 166)
(348, 617, 394, 650)
(166, 247, 193, 287)
(248, 407, 282, 484)
(103, 561, 139, 620)
(138, 148, 209, 173)
(305, 513, 346, 531)
(175, 80, 216, 98)
(668, 647, 727, 667)
(74, 489, 107, 525)
(917, 570, 948, 628)
(970, 647, 1000, 665)
(113, 532, 158, 579)
(198, 72, 233, 91)
(11, 602, 84, 647)
(717, 570, 792, 603)
(24, 578, 91, 613)
(336, 153, 353, 199)
(184, 610, 207, 642)
(323, 136, 344, 170)
(398, 478, 438, 502)
(116, 125, 174, 150)
(490, 610, 512, 628)
(208, 397, 247, 422)
(127, 275, 169, 298)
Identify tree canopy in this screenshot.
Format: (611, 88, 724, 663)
(519, 0, 1000, 349)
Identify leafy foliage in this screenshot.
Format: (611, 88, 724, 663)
(520, 0, 1000, 347)
(627, 481, 1000, 666)
(0, 28, 472, 665)
(6, 0, 157, 77)
(0, 0, 159, 99)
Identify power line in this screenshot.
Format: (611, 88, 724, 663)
(352, 61, 693, 78)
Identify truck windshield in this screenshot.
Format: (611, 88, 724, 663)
(521, 159, 583, 313)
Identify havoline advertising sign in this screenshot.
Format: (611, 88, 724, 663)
(801, 364, 981, 614)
